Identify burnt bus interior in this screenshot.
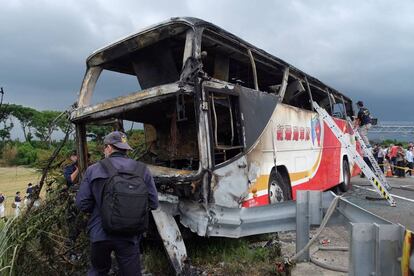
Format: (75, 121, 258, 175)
(201, 30, 286, 165)
(83, 94, 200, 171)
(131, 94, 199, 170)
(87, 27, 200, 171)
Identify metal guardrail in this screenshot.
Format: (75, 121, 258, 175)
(296, 190, 412, 275)
(160, 190, 412, 274)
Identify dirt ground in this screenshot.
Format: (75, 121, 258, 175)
(0, 166, 40, 216)
(280, 225, 349, 276)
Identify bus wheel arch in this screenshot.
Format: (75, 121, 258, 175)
(339, 156, 351, 192)
(268, 166, 292, 204)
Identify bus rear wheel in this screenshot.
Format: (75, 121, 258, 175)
(268, 169, 291, 204)
(339, 159, 351, 192)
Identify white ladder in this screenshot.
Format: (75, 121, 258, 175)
(312, 101, 396, 207)
(345, 116, 392, 191)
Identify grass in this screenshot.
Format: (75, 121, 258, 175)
(0, 166, 291, 275)
(143, 234, 291, 276)
(0, 167, 41, 217)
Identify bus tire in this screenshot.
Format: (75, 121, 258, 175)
(268, 169, 291, 204)
(339, 159, 351, 192)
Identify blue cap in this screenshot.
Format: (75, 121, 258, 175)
(103, 131, 132, 150)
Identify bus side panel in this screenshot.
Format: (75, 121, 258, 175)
(243, 104, 319, 206)
(241, 105, 360, 207)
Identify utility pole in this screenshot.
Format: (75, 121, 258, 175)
(0, 87, 4, 121)
(0, 87, 4, 109)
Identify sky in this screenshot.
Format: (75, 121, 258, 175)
(1, 0, 414, 122)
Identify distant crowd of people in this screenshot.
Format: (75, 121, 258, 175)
(0, 183, 40, 220)
(372, 143, 414, 177)
(354, 100, 413, 178)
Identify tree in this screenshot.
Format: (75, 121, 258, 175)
(31, 110, 62, 146)
(0, 119, 13, 142)
(8, 104, 37, 142)
(0, 104, 14, 142)
(86, 125, 113, 143)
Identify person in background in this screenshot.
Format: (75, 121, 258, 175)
(63, 150, 85, 247)
(23, 183, 34, 208)
(0, 193, 6, 220)
(26, 183, 33, 195)
(14, 192, 22, 217)
(388, 144, 398, 175)
(64, 150, 80, 187)
(377, 145, 386, 173)
(406, 146, 413, 176)
(396, 144, 406, 178)
(372, 144, 379, 161)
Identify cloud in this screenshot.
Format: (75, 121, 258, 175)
(1, 0, 413, 121)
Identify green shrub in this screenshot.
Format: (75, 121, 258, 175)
(14, 142, 37, 165)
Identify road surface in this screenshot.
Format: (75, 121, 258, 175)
(346, 175, 414, 230)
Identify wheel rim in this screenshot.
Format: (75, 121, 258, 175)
(269, 180, 284, 203)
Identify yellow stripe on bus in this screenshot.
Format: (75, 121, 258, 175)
(290, 150, 322, 182)
(248, 150, 323, 193)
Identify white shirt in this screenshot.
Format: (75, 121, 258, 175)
(377, 148, 385, 158)
(406, 150, 413, 163)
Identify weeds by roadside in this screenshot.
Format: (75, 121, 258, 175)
(143, 234, 292, 276)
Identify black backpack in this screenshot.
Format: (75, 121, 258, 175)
(99, 158, 149, 235)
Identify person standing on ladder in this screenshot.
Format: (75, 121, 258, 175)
(356, 100, 372, 147)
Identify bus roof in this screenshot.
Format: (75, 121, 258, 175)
(86, 17, 352, 103)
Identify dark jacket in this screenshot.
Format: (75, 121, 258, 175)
(63, 163, 77, 187)
(75, 152, 159, 243)
(357, 107, 371, 126)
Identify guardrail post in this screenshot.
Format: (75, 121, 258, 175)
(349, 223, 403, 276)
(296, 190, 310, 261)
(349, 223, 375, 275)
(374, 224, 403, 276)
(296, 190, 322, 262)
(308, 190, 323, 225)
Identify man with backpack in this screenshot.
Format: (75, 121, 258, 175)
(356, 100, 372, 147)
(76, 131, 159, 276)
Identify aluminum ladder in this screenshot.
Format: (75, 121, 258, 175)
(345, 116, 392, 191)
(312, 101, 396, 207)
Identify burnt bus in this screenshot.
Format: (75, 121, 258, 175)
(71, 17, 357, 273)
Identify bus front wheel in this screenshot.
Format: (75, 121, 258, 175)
(268, 169, 291, 204)
(339, 159, 351, 192)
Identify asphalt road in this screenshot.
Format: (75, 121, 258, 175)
(345, 175, 414, 230)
